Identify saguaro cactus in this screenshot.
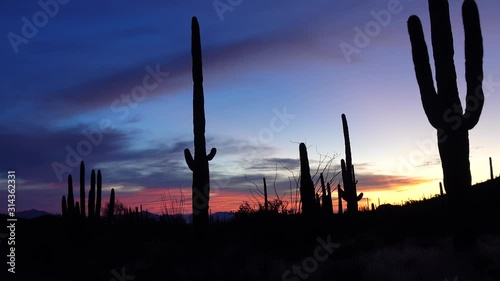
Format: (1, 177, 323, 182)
(408, 0, 483, 248)
(96, 170, 102, 219)
(80, 161, 86, 218)
(184, 17, 217, 228)
(108, 188, 115, 222)
(339, 114, 363, 214)
(320, 173, 333, 215)
(299, 143, 316, 216)
(62, 196, 67, 218)
(67, 175, 75, 218)
(326, 182, 333, 215)
(490, 157, 494, 180)
(337, 184, 343, 215)
(263, 177, 268, 211)
(88, 169, 96, 219)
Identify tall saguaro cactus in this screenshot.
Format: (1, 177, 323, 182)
(67, 175, 75, 218)
(184, 17, 217, 228)
(96, 170, 102, 219)
(408, 0, 483, 248)
(88, 169, 96, 219)
(339, 114, 363, 214)
(299, 143, 316, 216)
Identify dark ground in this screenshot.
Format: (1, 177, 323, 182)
(1, 178, 500, 281)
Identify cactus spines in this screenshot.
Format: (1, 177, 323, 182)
(490, 157, 494, 180)
(184, 17, 217, 228)
(67, 175, 75, 218)
(108, 188, 115, 221)
(80, 161, 85, 218)
(339, 114, 363, 214)
(408, 0, 483, 248)
(96, 170, 102, 219)
(88, 169, 96, 220)
(299, 143, 316, 216)
(62, 196, 67, 218)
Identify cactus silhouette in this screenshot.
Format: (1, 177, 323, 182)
(320, 173, 333, 215)
(440, 182, 444, 196)
(62, 196, 67, 218)
(263, 177, 268, 211)
(108, 188, 115, 222)
(96, 170, 102, 219)
(67, 175, 75, 218)
(489, 157, 494, 180)
(339, 114, 363, 214)
(75, 201, 81, 218)
(326, 182, 333, 215)
(337, 184, 343, 215)
(408, 0, 483, 248)
(184, 17, 217, 228)
(80, 161, 85, 218)
(299, 143, 316, 216)
(88, 169, 96, 220)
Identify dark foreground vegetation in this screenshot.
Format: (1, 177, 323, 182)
(1, 178, 499, 281)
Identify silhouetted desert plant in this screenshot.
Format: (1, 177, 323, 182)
(107, 188, 115, 222)
(96, 170, 102, 219)
(408, 0, 483, 249)
(299, 143, 317, 216)
(88, 169, 96, 220)
(184, 17, 217, 229)
(490, 157, 494, 180)
(67, 174, 75, 218)
(320, 173, 333, 216)
(339, 114, 363, 214)
(79, 160, 85, 218)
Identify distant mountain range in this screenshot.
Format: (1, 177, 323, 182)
(5, 209, 235, 223)
(16, 209, 52, 219)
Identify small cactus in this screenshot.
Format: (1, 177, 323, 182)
(79, 161, 85, 218)
(96, 170, 102, 219)
(108, 188, 115, 222)
(62, 196, 67, 218)
(67, 175, 75, 218)
(88, 169, 96, 220)
(299, 143, 316, 216)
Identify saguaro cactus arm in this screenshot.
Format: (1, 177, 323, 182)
(407, 0, 483, 131)
(184, 149, 194, 171)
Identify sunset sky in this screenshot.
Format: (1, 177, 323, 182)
(1, 0, 500, 215)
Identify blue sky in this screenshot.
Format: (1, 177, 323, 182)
(1, 0, 500, 214)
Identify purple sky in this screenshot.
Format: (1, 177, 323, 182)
(1, 0, 500, 214)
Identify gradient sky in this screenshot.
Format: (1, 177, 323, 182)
(2, 0, 500, 215)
